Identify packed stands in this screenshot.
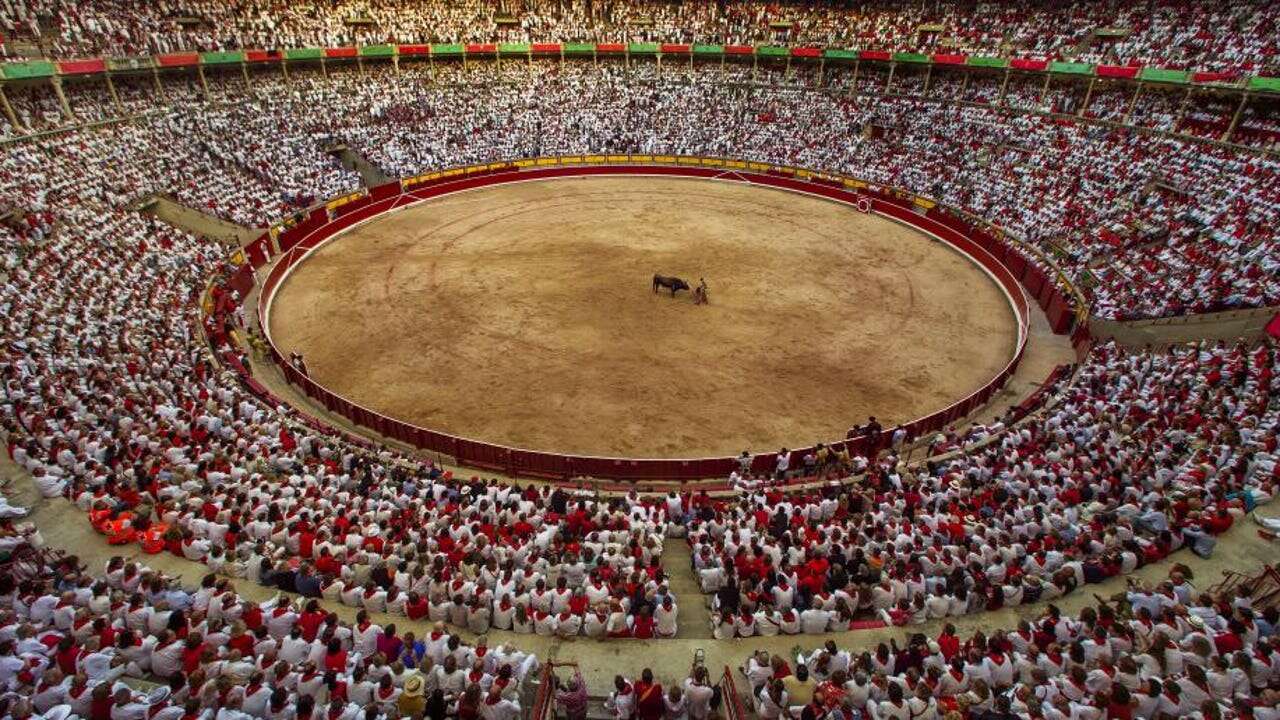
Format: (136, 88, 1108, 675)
(0, 6, 1274, 718)
(0, 538, 538, 719)
(689, 339, 1280, 637)
(738, 562, 1280, 719)
(0, 60, 1269, 319)
(2, 1, 1277, 76)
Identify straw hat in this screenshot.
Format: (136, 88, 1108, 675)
(403, 674, 425, 697)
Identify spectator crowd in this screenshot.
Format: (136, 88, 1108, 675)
(3, 59, 1274, 319)
(0, 14, 1273, 719)
(0, 0, 1276, 76)
(740, 564, 1280, 720)
(687, 339, 1280, 637)
(0, 547, 538, 720)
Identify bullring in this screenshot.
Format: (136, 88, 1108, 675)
(0, 4, 1278, 720)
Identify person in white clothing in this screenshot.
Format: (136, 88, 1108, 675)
(683, 667, 716, 720)
(481, 688, 522, 720)
(655, 598, 678, 639)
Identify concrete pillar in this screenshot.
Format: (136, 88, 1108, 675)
(997, 67, 1011, 103)
(1173, 87, 1193, 132)
(240, 61, 249, 87)
(1123, 81, 1143, 124)
(1079, 76, 1096, 117)
(196, 63, 208, 94)
(281, 59, 290, 81)
(1223, 92, 1250, 143)
(850, 59, 859, 96)
(922, 64, 931, 96)
(886, 61, 895, 93)
(817, 58, 825, 87)
(1039, 72, 1051, 106)
(151, 66, 162, 96)
(0, 86, 23, 131)
(104, 73, 122, 112)
(50, 78, 73, 120)
(321, 57, 329, 79)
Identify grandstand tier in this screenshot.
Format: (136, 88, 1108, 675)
(0, 5, 1278, 719)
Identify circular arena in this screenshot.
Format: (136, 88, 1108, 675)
(267, 172, 1019, 459)
(2, 3, 1280, 720)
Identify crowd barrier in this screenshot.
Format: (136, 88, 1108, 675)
(720, 666, 751, 720)
(244, 157, 1073, 481)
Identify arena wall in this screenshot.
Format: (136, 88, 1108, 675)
(244, 158, 1073, 481)
(249, 159, 1049, 479)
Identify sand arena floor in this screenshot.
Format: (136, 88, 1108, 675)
(268, 176, 1017, 458)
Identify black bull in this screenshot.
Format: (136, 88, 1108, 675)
(652, 275, 690, 296)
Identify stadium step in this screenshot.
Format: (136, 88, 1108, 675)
(662, 542, 713, 639)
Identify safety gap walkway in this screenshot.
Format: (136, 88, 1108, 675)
(663, 542, 712, 639)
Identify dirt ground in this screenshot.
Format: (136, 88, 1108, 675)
(269, 176, 1017, 458)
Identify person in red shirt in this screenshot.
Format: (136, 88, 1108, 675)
(1202, 507, 1234, 535)
(227, 625, 254, 657)
(315, 547, 339, 577)
(631, 607, 656, 639)
(323, 637, 349, 673)
(1104, 683, 1135, 720)
(937, 623, 961, 660)
(1214, 620, 1246, 656)
(88, 682, 114, 720)
(632, 669, 665, 720)
(405, 592, 430, 621)
(297, 525, 316, 559)
(54, 635, 83, 675)
(181, 634, 207, 674)
(298, 600, 326, 641)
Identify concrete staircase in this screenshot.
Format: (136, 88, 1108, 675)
(662, 542, 713, 639)
(328, 144, 393, 187)
(140, 194, 262, 246)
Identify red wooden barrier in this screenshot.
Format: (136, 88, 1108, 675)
(250, 162, 1050, 481)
